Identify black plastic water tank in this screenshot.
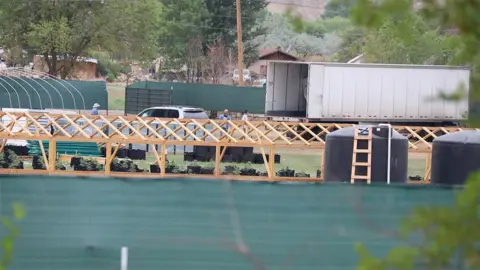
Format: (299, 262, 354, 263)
(323, 126, 408, 183)
(431, 130, 480, 185)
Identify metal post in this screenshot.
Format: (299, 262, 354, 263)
(235, 0, 244, 86)
(379, 123, 392, 184)
(121, 247, 128, 270)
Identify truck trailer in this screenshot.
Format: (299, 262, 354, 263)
(265, 61, 471, 126)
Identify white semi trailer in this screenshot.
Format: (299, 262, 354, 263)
(265, 61, 471, 126)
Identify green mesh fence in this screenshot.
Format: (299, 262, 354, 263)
(0, 77, 107, 110)
(27, 141, 102, 157)
(126, 81, 265, 114)
(0, 176, 457, 270)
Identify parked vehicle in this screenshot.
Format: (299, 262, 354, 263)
(134, 106, 210, 153)
(137, 106, 209, 119)
(233, 69, 252, 83)
(265, 61, 471, 126)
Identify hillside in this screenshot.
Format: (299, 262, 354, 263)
(267, 0, 326, 21)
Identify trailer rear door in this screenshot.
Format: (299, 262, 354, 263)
(307, 64, 324, 119)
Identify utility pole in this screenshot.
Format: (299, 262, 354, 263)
(235, 0, 244, 86)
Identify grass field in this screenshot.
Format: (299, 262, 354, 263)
(107, 83, 126, 110)
(19, 147, 426, 180)
(135, 148, 428, 179)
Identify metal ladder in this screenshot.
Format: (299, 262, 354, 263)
(351, 127, 372, 184)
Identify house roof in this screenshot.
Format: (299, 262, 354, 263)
(35, 54, 98, 64)
(258, 48, 300, 60)
(347, 54, 365, 63)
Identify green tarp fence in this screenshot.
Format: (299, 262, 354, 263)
(0, 77, 107, 110)
(126, 81, 266, 114)
(27, 141, 102, 157)
(0, 176, 458, 270)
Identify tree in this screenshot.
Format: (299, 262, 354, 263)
(157, 0, 267, 80)
(362, 11, 454, 64)
(257, 13, 341, 58)
(205, 38, 229, 84)
(203, 0, 268, 68)
(0, 0, 161, 79)
(330, 26, 366, 62)
(322, 0, 357, 19)
(158, 0, 210, 73)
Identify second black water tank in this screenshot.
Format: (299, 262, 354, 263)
(323, 126, 408, 183)
(431, 130, 480, 185)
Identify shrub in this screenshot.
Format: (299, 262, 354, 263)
(187, 162, 202, 174)
(276, 167, 295, 177)
(32, 155, 67, 170)
(106, 71, 116, 82)
(151, 160, 179, 174)
(120, 65, 132, 74)
(74, 158, 104, 171)
(111, 158, 142, 172)
(223, 165, 240, 175)
(239, 162, 258, 176)
(0, 150, 23, 169)
(295, 172, 310, 177)
(200, 162, 215, 175)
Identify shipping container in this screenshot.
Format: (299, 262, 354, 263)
(266, 61, 471, 125)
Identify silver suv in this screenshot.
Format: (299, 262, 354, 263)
(137, 106, 209, 119)
(135, 106, 210, 153)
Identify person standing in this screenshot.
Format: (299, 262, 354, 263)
(241, 110, 248, 133)
(219, 109, 231, 132)
(91, 103, 100, 115)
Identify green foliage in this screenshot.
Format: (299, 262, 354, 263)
(106, 72, 116, 83)
(76, 158, 104, 171)
(111, 158, 138, 172)
(330, 26, 366, 62)
(25, 17, 71, 55)
(91, 51, 121, 77)
(322, 0, 357, 19)
(204, 0, 267, 66)
(0, 151, 23, 169)
(362, 12, 455, 64)
(0, 0, 162, 78)
(158, 0, 267, 73)
(259, 12, 341, 58)
(0, 203, 25, 270)
(158, 0, 210, 71)
(285, 9, 352, 37)
(33, 156, 67, 170)
(351, 0, 480, 267)
(165, 160, 179, 173)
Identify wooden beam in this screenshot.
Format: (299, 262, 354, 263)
(39, 141, 49, 171)
(48, 139, 56, 172)
(424, 153, 431, 183)
(108, 144, 121, 164)
(214, 144, 221, 176)
(0, 139, 6, 153)
(151, 144, 162, 166)
(268, 148, 275, 180)
(105, 142, 112, 174)
(160, 143, 166, 177)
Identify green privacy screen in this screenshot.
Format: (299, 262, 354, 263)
(0, 176, 456, 270)
(125, 81, 266, 114)
(0, 77, 107, 110)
